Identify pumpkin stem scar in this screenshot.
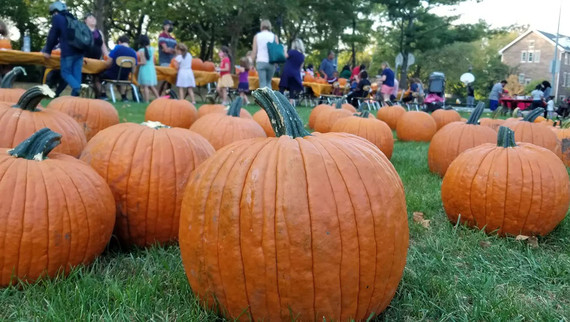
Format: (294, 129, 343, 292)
(252, 88, 311, 138)
(8, 128, 62, 160)
(497, 126, 517, 148)
(523, 108, 544, 122)
(466, 102, 484, 125)
(11, 85, 55, 112)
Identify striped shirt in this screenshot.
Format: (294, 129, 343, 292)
(158, 32, 177, 66)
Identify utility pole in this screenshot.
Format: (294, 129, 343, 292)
(552, 1, 562, 99)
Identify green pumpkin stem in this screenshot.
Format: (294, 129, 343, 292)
(355, 111, 370, 118)
(13, 85, 55, 111)
(523, 108, 544, 122)
(466, 102, 484, 125)
(227, 97, 243, 117)
(1, 66, 27, 88)
(560, 119, 570, 129)
(8, 128, 61, 160)
(252, 88, 311, 138)
(497, 126, 517, 148)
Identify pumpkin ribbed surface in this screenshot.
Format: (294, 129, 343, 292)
(145, 96, 198, 128)
(396, 111, 437, 142)
(442, 127, 570, 236)
(377, 105, 405, 130)
(179, 88, 409, 321)
(80, 122, 215, 247)
(502, 109, 561, 157)
(314, 108, 352, 133)
(0, 88, 25, 103)
(0, 129, 115, 286)
(190, 113, 266, 149)
(47, 96, 119, 140)
(479, 118, 505, 131)
(331, 115, 394, 159)
(308, 104, 332, 129)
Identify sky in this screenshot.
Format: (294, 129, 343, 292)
(433, 0, 570, 35)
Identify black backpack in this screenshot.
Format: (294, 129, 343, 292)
(65, 14, 93, 52)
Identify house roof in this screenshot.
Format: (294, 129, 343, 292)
(498, 29, 570, 54)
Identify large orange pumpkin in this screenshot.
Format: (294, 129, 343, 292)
(396, 111, 437, 142)
(442, 126, 570, 236)
(479, 117, 505, 132)
(331, 111, 394, 159)
(431, 108, 461, 130)
(202, 61, 216, 72)
(144, 91, 198, 128)
(0, 86, 87, 156)
(179, 88, 408, 321)
(0, 67, 26, 103)
(190, 98, 266, 150)
(0, 128, 115, 287)
(377, 105, 406, 130)
(47, 96, 119, 141)
(314, 101, 353, 133)
(428, 103, 496, 176)
(502, 108, 561, 157)
(253, 109, 275, 137)
(80, 121, 215, 247)
(308, 103, 332, 129)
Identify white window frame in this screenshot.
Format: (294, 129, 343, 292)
(521, 51, 527, 63)
(565, 53, 569, 65)
(529, 40, 535, 49)
(528, 51, 534, 62)
(518, 73, 525, 84)
(534, 50, 540, 63)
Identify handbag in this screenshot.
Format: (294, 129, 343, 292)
(267, 39, 286, 64)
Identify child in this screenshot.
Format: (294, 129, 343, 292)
(236, 56, 250, 104)
(137, 35, 159, 103)
(546, 96, 555, 119)
(174, 43, 196, 104)
(216, 46, 234, 105)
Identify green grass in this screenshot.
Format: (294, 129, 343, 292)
(2, 101, 569, 320)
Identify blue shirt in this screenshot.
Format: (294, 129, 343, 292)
(489, 83, 503, 101)
(319, 58, 335, 78)
(382, 68, 395, 87)
(103, 44, 138, 80)
(44, 12, 83, 57)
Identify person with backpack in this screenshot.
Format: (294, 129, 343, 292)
(42, 1, 92, 97)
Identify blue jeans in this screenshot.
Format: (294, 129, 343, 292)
(256, 62, 275, 89)
(60, 54, 84, 96)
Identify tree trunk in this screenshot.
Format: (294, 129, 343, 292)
(93, 0, 110, 45)
(351, 16, 356, 68)
(399, 16, 414, 90)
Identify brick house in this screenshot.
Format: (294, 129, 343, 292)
(499, 29, 570, 102)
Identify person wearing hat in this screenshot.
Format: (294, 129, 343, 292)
(84, 13, 108, 60)
(42, 1, 84, 97)
(158, 19, 177, 95)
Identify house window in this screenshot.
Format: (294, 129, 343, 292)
(529, 40, 535, 49)
(518, 73, 525, 83)
(525, 78, 532, 85)
(521, 51, 527, 62)
(563, 73, 568, 87)
(528, 51, 534, 62)
(534, 51, 540, 63)
(565, 53, 569, 65)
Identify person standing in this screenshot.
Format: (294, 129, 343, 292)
(488, 80, 507, 111)
(546, 96, 555, 119)
(279, 38, 305, 104)
(379, 62, 395, 102)
(466, 83, 475, 107)
(42, 1, 84, 97)
(351, 64, 365, 81)
(339, 65, 351, 79)
(158, 20, 177, 95)
(83, 13, 108, 60)
(174, 43, 196, 104)
(530, 84, 544, 110)
(319, 51, 336, 79)
(250, 20, 278, 89)
(137, 35, 159, 103)
(216, 46, 233, 105)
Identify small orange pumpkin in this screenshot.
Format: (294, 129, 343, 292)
(502, 108, 561, 157)
(431, 108, 461, 130)
(377, 105, 406, 130)
(144, 91, 198, 128)
(331, 111, 394, 158)
(396, 111, 437, 142)
(202, 61, 216, 72)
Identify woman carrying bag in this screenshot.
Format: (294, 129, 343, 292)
(250, 20, 281, 89)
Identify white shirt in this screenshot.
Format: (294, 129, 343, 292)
(175, 53, 192, 70)
(255, 30, 275, 63)
(531, 89, 544, 101)
(547, 99, 554, 111)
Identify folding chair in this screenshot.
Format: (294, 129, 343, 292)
(356, 86, 380, 111)
(102, 56, 140, 103)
